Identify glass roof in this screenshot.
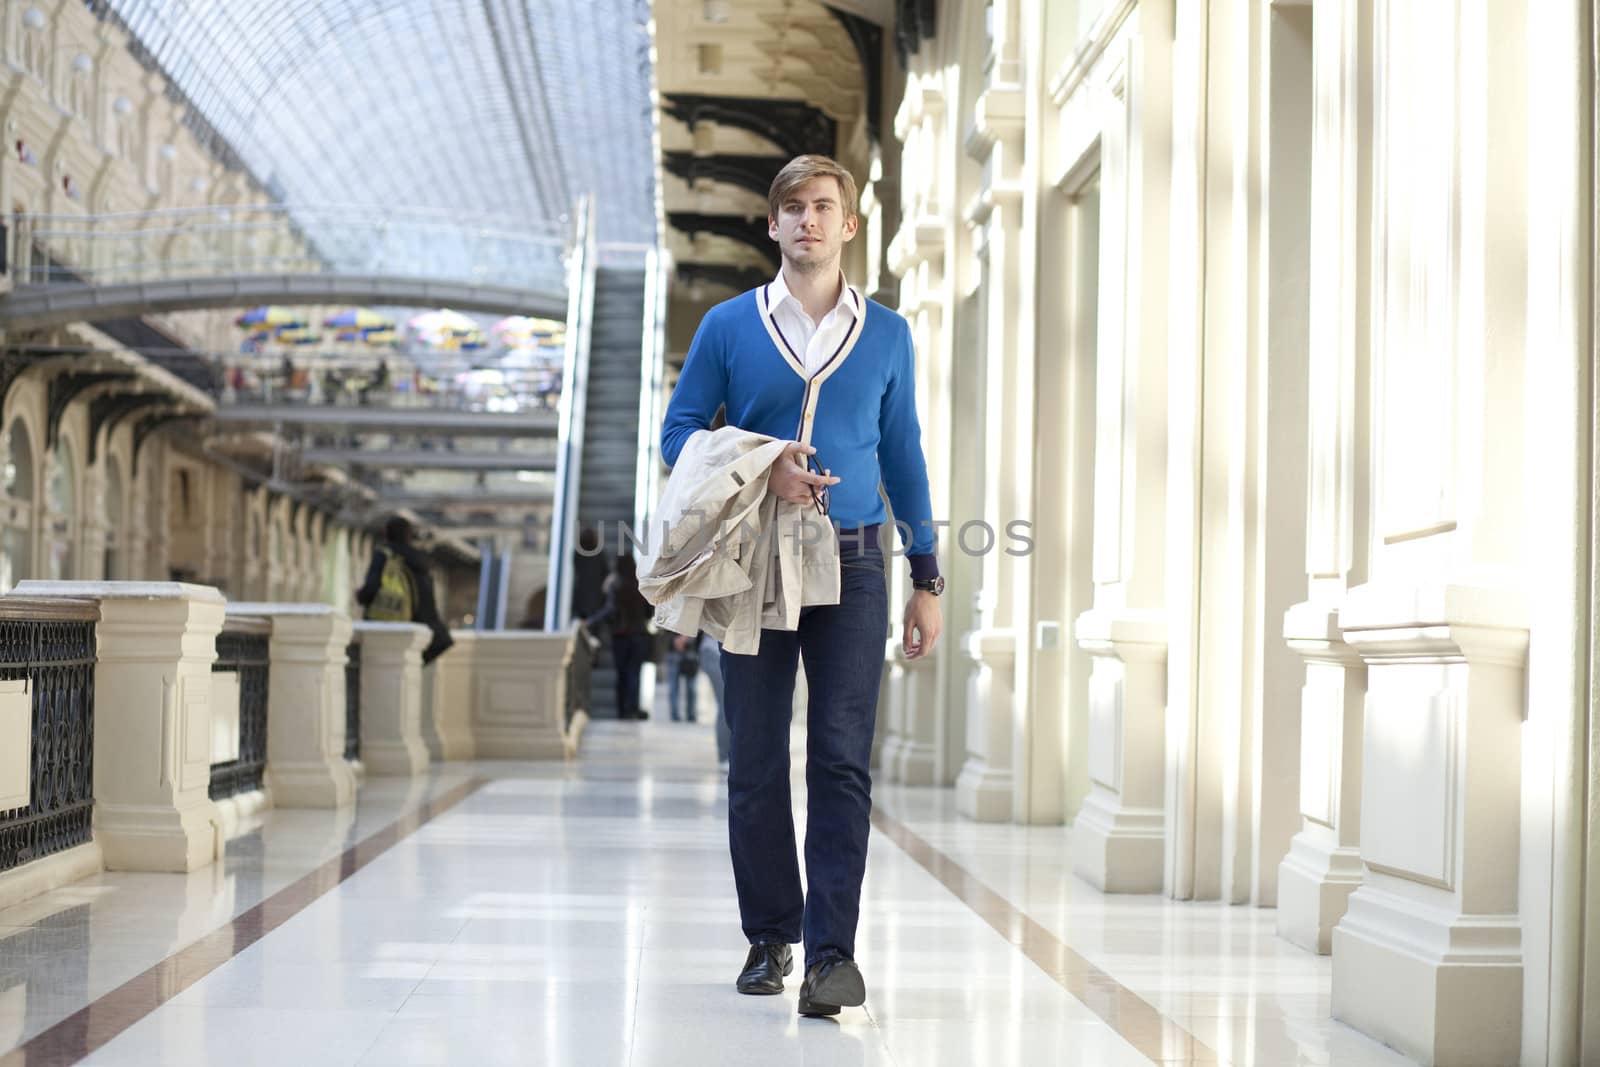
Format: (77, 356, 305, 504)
(105, 0, 658, 248)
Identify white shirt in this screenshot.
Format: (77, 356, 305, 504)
(766, 268, 859, 377)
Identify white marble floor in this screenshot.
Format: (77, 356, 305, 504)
(0, 720, 1419, 1066)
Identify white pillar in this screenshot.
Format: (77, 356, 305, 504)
(1277, 604, 1365, 953)
(891, 650, 939, 785)
(874, 642, 905, 778)
(954, 0, 1028, 822)
(1332, 586, 1527, 1066)
(1063, 1, 1173, 888)
(1328, 3, 1531, 1061)
(422, 632, 476, 760)
(229, 602, 358, 808)
(1276, 0, 1372, 951)
(14, 580, 225, 872)
(353, 621, 430, 775)
(1071, 611, 1166, 891)
(80, 461, 108, 580)
(470, 633, 570, 759)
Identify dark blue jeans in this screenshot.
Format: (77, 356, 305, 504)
(720, 540, 887, 968)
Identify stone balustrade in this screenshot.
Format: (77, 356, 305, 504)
(10, 581, 226, 875)
(0, 588, 580, 912)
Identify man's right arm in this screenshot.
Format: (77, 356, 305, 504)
(660, 313, 727, 467)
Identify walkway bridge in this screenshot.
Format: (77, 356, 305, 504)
(0, 205, 570, 328)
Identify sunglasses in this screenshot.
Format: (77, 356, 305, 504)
(804, 452, 830, 517)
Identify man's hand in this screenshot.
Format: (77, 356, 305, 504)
(769, 441, 839, 507)
(903, 591, 943, 659)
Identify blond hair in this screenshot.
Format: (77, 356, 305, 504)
(767, 155, 859, 220)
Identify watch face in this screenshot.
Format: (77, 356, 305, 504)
(933, 576, 946, 595)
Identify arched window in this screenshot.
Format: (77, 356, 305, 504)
(103, 458, 123, 579)
(47, 437, 76, 579)
(1, 421, 34, 592)
(21, 34, 44, 81)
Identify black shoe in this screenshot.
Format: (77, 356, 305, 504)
(797, 957, 866, 1017)
(735, 942, 793, 995)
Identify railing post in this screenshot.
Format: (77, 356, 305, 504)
(352, 622, 430, 775)
(14, 580, 226, 873)
(227, 603, 357, 809)
(470, 633, 573, 759)
(421, 632, 477, 761)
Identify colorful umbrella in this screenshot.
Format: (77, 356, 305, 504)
(273, 327, 321, 345)
(491, 315, 565, 349)
(235, 306, 307, 329)
(322, 308, 395, 332)
(363, 328, 399, 347)
(408, 308, 479, 336)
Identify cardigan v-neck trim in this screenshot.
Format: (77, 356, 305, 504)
(757, 280, 865, 385)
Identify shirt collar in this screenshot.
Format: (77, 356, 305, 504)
(769, 267, 857, 323)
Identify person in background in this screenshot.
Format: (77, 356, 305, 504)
(701, 631, 729, 767)
(360, 358, 390, 406)
(355, 516, 454, 664)
(665, 633, 699, 723)
(519, 587, 547, 631)
(584, 552, 651, 720)
(570, 526, 610, 624)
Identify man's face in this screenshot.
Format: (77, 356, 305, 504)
(768, 176, 858, 275)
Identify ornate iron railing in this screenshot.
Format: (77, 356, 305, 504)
(344, 638, 361, 762)
(0, 600, 99, 875)
(210, 617, 270, 801)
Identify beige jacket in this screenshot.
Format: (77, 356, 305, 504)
(639, 426, 839, 654)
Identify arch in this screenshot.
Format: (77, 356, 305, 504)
(1, 416, 36, 592)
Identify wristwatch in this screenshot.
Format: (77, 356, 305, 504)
(911, 575, 945, 596)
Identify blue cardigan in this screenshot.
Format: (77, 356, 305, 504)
(660, 285, 938, 579)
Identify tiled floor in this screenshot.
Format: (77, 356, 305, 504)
(0, 719, 1418, 1066)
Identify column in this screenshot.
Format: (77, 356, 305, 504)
(954, 0, 1028, 823)
(470, 633, 570, 759)
(1328, 3, 1530, 1062)
(354, 621, 430, 775)
(887, 57, 950, 790)
(890, 651, 938, 784)
(203, 467, 235, 590)
(142, 440, 167, 580)
(79, 460, 107, 580)
(1067, 1, 1174, 890)
(230, 602, 358, 808)
(1277, 0, 1372, 954)
(13, 580, 225, 872)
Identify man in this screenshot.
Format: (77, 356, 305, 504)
(660, 154, 944, 1017)
(355, 516, 454, 664)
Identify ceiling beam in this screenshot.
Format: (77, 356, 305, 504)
(662, 152, 787, 200)
(661, 93, 837, 159)
(666, 213, 780, 267)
